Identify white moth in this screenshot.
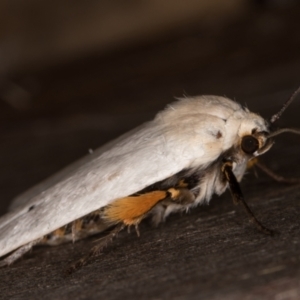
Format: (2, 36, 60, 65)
(1, 91, 300, 270)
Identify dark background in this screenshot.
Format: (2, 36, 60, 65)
(1, 1, 300, 299)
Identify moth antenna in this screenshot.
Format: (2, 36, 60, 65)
(270, 86, 300, 123)
(255, 160, 300, 184)
(267, 128, 300, 138)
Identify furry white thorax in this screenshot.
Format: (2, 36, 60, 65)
(150, 96, 269, 221)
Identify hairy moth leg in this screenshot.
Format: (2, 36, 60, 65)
(67, 187, 196, 273)
(104, 188, 195, 226)
(222, 162, 273, 235)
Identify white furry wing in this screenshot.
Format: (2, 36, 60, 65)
(0, 96, 246, 257)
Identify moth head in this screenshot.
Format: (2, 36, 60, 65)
(239, 86, 300, 158)
(240, 129, 273, 158)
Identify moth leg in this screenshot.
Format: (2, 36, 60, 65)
(168, 187, 196, 205)
(135, 224, 140, 237)
(255, 160, 300, 184)
(71, 220, 81, 243)
(222, 162, 272, 235)
(0, 238, 42, 267)
(67, 223, 125, 273)
(151, 187, 196, 225)
(150, 205, 165, 227)
(126, 224, 140, 236)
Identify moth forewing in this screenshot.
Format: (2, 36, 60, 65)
(0, 93, 297, 268)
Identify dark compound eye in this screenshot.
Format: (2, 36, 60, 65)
(241, 135, 259, 154)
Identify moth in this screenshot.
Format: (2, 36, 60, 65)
(1, 89, 300, 270)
